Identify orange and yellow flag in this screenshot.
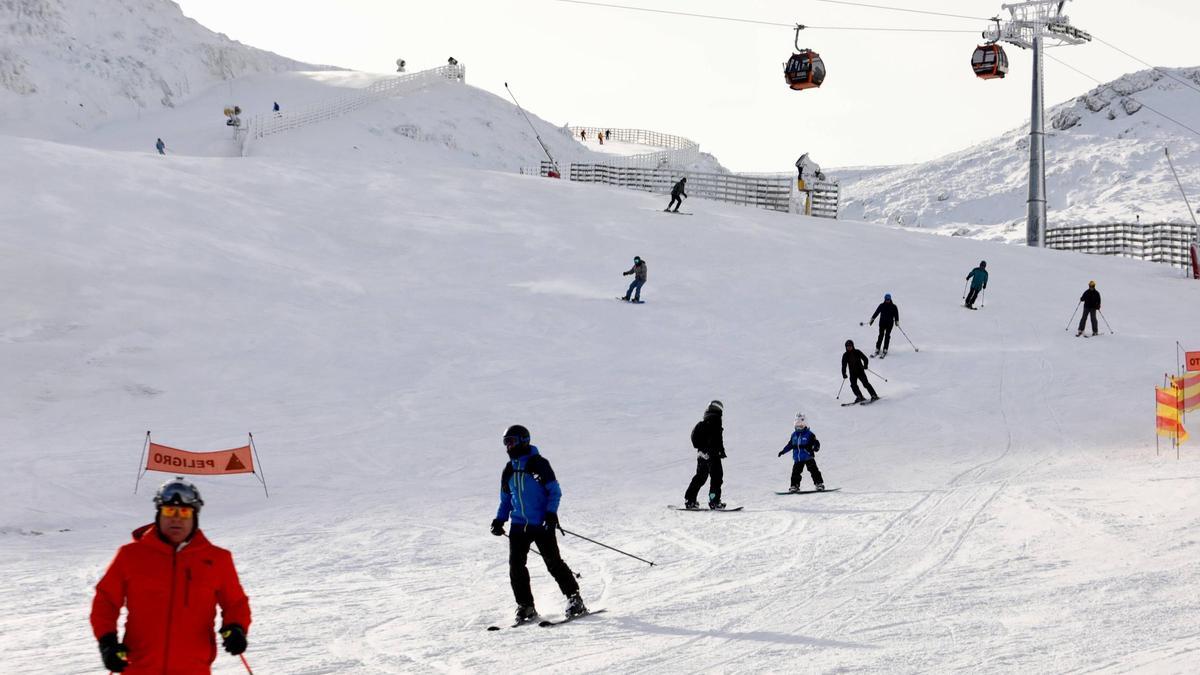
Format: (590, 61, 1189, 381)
(1156, 385, 1188, 443)
(1171, 372, 1200, 412)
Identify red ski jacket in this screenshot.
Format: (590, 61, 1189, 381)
(91, 524, 251, 674)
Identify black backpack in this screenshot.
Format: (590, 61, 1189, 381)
(690, 420, 704, 449)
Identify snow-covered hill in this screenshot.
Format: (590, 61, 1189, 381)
(2, 132, 1199, 673)
(0, 0, 328, 140)
(838, 67, 1200, 241)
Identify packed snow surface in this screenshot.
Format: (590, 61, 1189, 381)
(2, 128, 1199, 673)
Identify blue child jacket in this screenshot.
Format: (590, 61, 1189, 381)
(783, 428, 821, 462)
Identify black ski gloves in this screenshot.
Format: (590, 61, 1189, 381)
(543, 512, 560, 532)
(778, 448, 789, 457)
(98, 632, 129, 672)
(490, 519, 505, 536)
(220, 624, 247, 655)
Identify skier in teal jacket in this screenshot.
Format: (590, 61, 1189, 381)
(965, 261, 988, 308)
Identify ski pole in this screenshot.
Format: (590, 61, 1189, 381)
(505, 533, 583, 578)
(836, 378, 846, 400)
(560, 528, 656, 567)
(962, 279, 968, 299)
(239, 654, 254, 675)
(1065, 301, 1081, 331)
(980, 289, 986, 308)
(866, 367, 888, 382)
(896, 324, 919, 352)
(1098, 309, 1115, 334)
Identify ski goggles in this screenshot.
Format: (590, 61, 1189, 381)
(159, 505, 195, 519)
(503, 435, 529, 449)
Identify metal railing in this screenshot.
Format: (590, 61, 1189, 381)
(542, 161, 838, 217)
(241, 63, 466, 154)
(566, 126, 700, 169)
(1045, 222, 1197, 268)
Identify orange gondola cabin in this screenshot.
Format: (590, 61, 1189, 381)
(971, 44, 1008, 80)
(784, 49, 826, 91)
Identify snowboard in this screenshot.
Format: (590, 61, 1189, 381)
(668, 505, 743, 512)
(775, 488, 841, 495)
(616, 297, 645, 304)
(539, 608, 607, 627)
(662, 210, 693, 215)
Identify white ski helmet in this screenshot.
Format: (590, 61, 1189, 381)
(795, 413, 807, 429)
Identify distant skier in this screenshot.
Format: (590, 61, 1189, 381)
(1076, 280, 1101, 337)
(965, 260, 988, 308)
(155, 138, 165, 155)
(842, 339, 879, 403)
(778, 413, 824, 492)
(491, 424, 587, 623)
(580, 129, 587, 141)
(869, 293, 899, 357)
(685, 400, 727, 509)
(665, 177, 687, 212)
(598, 132, 604, 145)
(621, 256, 647, 302)
(273, 101, 281, 114)
(605, 129, 612, 141)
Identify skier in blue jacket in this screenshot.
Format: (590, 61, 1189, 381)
(491, 424, 586, 623)
(777, 413, 824, 491)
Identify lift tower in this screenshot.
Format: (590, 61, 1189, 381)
(985, 1, 1091, 246)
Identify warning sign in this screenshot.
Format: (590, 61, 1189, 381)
(146, 442, 254, 476)
(1186, 351, 1200, 372)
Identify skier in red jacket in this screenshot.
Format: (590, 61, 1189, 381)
(90, 477, 251, 674)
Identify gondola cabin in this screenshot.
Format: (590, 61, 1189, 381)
(784, 50, 825, 91)
(971, 44, 1008, 80)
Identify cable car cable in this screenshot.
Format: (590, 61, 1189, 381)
(811, 0, 990, 23)
(1044, 52, 1200, 139)
(1088, 34, 1200, 98)
(555, 0, 977, 32)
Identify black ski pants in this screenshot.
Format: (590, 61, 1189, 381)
(684, 454, 723, 503)
(1078, 308, 1098, 334)
(875, 324, 893, 352)
(849, 372, 877, 400)
(965, 286, 982, 307)
(508, 525, 579, 608)
(667, 195, 683, 211)
(790, 458, 823, 487)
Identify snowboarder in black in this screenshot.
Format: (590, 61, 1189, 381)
(490, 424, 586, 623)
(778, 413, 823, 491)
(155, 138, 165, 155)
(1076, 280, 1101, 337)
(684, 400, 727, 509)
(666, 177, 687, 212)
(965, 261, 988, 308)
(869, 293, 899, 357)
(842, 339, 878, 403)
(621, 256, 647, 302)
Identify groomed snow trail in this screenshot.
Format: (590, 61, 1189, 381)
(2, 136, 1199, 673)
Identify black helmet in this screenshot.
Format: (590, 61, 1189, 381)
(708, 400, 724, 413)
(503, 424, 531, 449)
(154, 477, 204, 510)
(980, 260, 987, 267)
(845, 339, 854, 348)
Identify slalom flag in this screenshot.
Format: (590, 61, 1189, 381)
(1156, 386, 1188, 443)
(1174, 372, 1200, 412)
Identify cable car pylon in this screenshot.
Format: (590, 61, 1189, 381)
(983, 0, 1091, 247)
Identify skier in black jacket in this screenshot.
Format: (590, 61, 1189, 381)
(869, 293, 900, 357)
(1076, 281, 1101, 336)
(684, 400, 727, 509)
(841, 340, 878, 403)
(665, 177, 688, 212)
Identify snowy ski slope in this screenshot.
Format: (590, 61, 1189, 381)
(2, 126, 1199, 673)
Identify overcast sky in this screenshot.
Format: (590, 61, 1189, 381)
(175, 0, 1200, 172)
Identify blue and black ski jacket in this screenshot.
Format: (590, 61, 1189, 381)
(495, 446, 562, 530)
(782, 428, 821, 462)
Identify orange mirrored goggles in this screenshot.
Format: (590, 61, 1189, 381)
(159, 505, 195, 519)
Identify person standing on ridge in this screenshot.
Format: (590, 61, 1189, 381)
(869, 293, 899, 357)
(778, 413, 824, 492)
(965, 261, 988, 309)
(273, 101, 281, 115)
(491, 425, 587, 624)
(155, 138, 165, 155)
(665, 177, 688, 212)
(842, 339, 879, 404)
(1077, 280, 1101, 337)
(91, 477, 251, 674)
(685, 400, 728, 509)
(621, 256, 647, 303)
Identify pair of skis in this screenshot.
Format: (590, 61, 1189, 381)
(668, 487, 841, 512)
(841, 397, 879, 407)
(487, 608, 607, 631)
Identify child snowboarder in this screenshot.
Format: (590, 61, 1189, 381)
(777, 413, 823, 491)
(621, 256, 647, 302)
